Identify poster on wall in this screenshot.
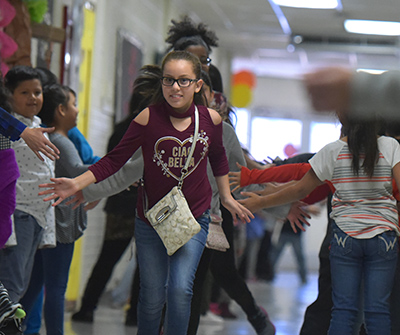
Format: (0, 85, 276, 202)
(114, 29, 143, 124)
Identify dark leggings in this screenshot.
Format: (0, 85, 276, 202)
(79, 238, 132, 311)
(187, 205, 259, 335)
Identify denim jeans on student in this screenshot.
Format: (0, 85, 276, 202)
(135, 211, 209, 335)
(0, 209, 43, 301)
(329, 221, 398, 335)
(21, 242, 75, 335)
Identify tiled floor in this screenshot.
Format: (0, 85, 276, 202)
(57, 271, 318, 335)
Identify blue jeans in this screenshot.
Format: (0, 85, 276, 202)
(23, 287, 44, 334)
(270, 231, 307, 282)
(329, 221, 398, 335)
(135, 211, 209, 335)
(0, 209, 43, 301)
(21, 242, 75, 335)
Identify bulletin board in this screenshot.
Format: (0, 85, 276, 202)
(114, 29, 143, 124)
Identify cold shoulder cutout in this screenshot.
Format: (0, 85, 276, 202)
(134, 108, 150, 126)
(208, 108, 222, 125)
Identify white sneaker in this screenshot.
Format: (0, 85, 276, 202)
(200, 311, 224, 324)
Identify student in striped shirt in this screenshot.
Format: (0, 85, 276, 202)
(237, 114, 400, 335)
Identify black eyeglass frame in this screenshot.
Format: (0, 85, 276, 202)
(161, 77, 199, 88)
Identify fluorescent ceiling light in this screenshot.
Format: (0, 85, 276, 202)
(357, 69, 388, 75)
(272, 0, 339, 9)
(344, 19, 400, 36)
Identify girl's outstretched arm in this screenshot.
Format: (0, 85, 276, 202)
(393, 162, 400, 203)
(238, 169, 323, 213)
(38, 170, 97, 206)
(215, 174, 254, 224)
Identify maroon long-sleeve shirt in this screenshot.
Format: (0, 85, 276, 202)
(89, 101, 229, 222)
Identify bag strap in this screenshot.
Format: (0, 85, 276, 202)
(142, 105, 199, 211)
(178, 106, 199, 189)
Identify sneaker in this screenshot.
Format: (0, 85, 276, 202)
(71, 309, 94, 323)
(0, 284, 22, 326)
(200, 311, 224, 324)
(248, 306, 276, 335)
(0, 318, 23, 335)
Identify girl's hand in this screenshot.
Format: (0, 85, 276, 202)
(237, 191, 264, 213)
(304, 67, 352, 112)
(39, 177, 79, 206)
(84, 200, 101, 211)
(221, 196, 254, 225)
(65, 190, 86, 210)
(254, 182, 279, 196)
(287, 201, 311, 233)
(228, 162, 244, 192)
(65, 191, 100, 210)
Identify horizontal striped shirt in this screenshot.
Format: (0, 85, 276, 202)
(309, 136, 400, 238)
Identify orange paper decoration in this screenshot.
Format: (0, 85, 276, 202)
(232, 70, 256, 88)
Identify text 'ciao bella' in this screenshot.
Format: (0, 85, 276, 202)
(168, 145, 195, 168)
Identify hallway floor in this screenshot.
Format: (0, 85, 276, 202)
(61, 271, 318, 335)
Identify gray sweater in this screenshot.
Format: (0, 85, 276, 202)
(51, 133, 90, 243)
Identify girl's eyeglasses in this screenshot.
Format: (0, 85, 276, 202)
(161, 77, 198, 88)
(199, 57, 212, 66)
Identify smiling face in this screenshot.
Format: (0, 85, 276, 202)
(162, 59, 203, 114)
(12, 79, 43, 119)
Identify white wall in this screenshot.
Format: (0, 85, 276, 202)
(251, 76, 310, 112)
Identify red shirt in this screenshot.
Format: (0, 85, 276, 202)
(240, 162, 400, 203)
(240, 163, 333, 204)
(89, 101, 229, 222)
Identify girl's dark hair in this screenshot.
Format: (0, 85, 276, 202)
(4, 66, 41, 93)
(35, 67, 59, 88)
(383, 120, 400, 138)
(128, 65, 162, 119)
(62, 85, 76, 98)
(38, 84, 69, 126)
(209, 64, 223, 93)
(201, 70, 212, 91)
(154, 51, 205, 106)
(200, 70, 212, 107)
(166, 15, 218, 53)
(344, 118, 382, 178)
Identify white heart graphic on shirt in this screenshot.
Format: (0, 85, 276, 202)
(153, 135, 207, 181)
